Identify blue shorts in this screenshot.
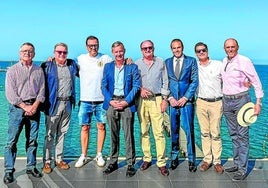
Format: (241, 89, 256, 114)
(78, 101, 107, 126)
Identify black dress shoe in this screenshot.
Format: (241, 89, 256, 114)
(3, 172, 14, 184)
(188, 162, 197, 172)
(159, 166, 169, 176)
(232, 171, 247, 181)
(170, 157, 179, 170)
(126, 165, 136, 177)
(26, 168, 42, 178)
(140, 161, 152, 171)
(103, 163, 118, 175)
(225, 166, 238, 173)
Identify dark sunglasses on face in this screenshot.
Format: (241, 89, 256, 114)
(196, 48, 207, 53)
(55, 51, 68, 55)
(141, 46, 153, 51)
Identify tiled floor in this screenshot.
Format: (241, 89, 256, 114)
(1, 157, 268, 188)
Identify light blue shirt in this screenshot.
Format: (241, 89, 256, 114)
(113, 65, 125, 96)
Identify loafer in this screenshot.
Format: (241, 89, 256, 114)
(26, 168, 42, 178)
(103, 163, 118, 175)
(140, 161, 152, 171)
(126, 165, 136, 177)
(159, 166, 169, 176)
(232, 171, 247, 181)
(55, 161, 70, 170)
(170, 157, 179, 170)
(199, 161, 211, 172)
(188, 161, 197, 172)
(43, 162, 52, 174)
(214, 164, 224, 174)
(3, 172, 14, 184)
(225, 166, 238, 173)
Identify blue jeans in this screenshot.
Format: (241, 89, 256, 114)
(223, 93, 251, 174)
(4, 104, 40, 172)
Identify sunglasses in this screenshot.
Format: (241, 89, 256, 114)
(55, 51, 68, 55)
(196, 48, 207, 53)
(142, 46, 153, 51)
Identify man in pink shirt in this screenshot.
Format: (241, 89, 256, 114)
(221, 38, 264, 181)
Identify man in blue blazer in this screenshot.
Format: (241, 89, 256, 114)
(101, 41, 140, 177)
(165, 39, 198, 172)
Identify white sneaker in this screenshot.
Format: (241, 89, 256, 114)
(95, 153, 105, 167)
(75, 155, 87, 168)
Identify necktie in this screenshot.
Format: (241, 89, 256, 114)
(175, 58, 180, 79)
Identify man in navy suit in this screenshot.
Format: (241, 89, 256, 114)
(165, 39, 198, 172)
(101, 41, 140, 177)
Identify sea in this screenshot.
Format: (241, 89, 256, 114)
(0, 61, 267, 159)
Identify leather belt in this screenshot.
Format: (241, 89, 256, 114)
(88, 101, 103, 105)
(57, 96, 71, 101)
(113, 95, 125, 100)
(199, 97, 222, 102)
(223, 91, 248, 100)
(23, 98, 36, 105)
(143, 93, 162, 100)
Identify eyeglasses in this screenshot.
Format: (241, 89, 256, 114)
(20, 50, 34, 54)
(55, 51, 68, 55)
(87, 44, 99, 49)
(141, 46, 153, 51)
(196, 48, 207, 53)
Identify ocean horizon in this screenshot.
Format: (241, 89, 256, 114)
(0, 61, 267, 160)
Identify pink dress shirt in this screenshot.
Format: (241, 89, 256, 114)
(221, 54, 264, 99)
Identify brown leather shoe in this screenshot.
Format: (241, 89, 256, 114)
(199, 161, 211, 171)
(43, 162, 52, 174)
(55, 161, 70, 170)
(214, 164, 224, 174)
(159, 166, 169, 176)
(140, 161, 152, 171)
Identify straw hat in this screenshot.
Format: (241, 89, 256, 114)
(237, 102, 257, 127)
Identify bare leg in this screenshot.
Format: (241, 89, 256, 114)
(81, 125, 90, 156)
(97, 123, 105, 153)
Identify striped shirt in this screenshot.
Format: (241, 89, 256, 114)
(5, 61, 45, 105)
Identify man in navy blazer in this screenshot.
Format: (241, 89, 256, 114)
(165, 39, 198, 172)
(101, 41, 140, 177)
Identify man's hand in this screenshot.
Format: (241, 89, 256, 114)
(125, 58, 133, 65)
(169, 97, 187, 107)
(244, 81, 252, 88)
(161, 100, 168, 112)
(140, 88, 152, 98)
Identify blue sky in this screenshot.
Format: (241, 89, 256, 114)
(1, 1, 267, 64)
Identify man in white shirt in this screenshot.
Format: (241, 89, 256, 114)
(194, 42, 223, 174)
(75, 36, 112, 168)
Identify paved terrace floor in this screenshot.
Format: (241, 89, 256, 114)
(0, 157, 268, 188)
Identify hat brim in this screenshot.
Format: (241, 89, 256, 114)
(237, 102, 257, 127)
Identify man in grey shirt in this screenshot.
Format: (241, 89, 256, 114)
(135, 40, 170, 176)
(4, 42, 45, 184)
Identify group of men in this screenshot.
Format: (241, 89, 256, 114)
(3, 36, 263, 184)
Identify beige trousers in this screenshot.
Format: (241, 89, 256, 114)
(196, 98, 223, 165)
